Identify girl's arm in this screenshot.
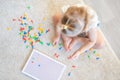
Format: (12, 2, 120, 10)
(79, 28, 97, 52)
(69, 28, 97, 59)
(53, 23, 62, 45)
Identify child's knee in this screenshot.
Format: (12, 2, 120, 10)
(94, 41, 105, 49)
(98, 42, 104, 49)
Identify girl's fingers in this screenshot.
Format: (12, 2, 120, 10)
(53, 41, 57, 46)
(71, 53, 77, 59)
(68, 54, 77, 59)
(52, 37, 59, 45)
(68, 51, 80, 59)
(52, 39, 56, 45)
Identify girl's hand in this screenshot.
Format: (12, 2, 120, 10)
(52, 36, 60, 45)
(68, 50, 82, 59)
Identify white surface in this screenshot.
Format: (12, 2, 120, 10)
(0, 0, 120, 80)
(22, 50, 66, 80)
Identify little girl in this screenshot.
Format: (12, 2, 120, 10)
(52, 4, 104, 59)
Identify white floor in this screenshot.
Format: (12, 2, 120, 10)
(0, 0, 120, 80)
(84, 0, 120, 59)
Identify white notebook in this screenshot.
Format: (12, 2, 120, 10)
(22, 49, 66, 80)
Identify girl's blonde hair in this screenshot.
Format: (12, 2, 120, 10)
(61, 6, 88, 37)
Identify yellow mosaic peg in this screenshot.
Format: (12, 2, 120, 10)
(89, 48, 93, 51)
(34, 33, 37, 36)
(6, 27, 11, 31)
(28, 39, 33, 43)
(43, 17, 46, 21)
(96, 53, 100, 57)
(38, 23, 43, 27)
(27, 18, 30, 21)
(21, 20, 24, 24)
(53, 45, 57, 48)
(37, 27, 44, 33)
(24, 12, 28, 17)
